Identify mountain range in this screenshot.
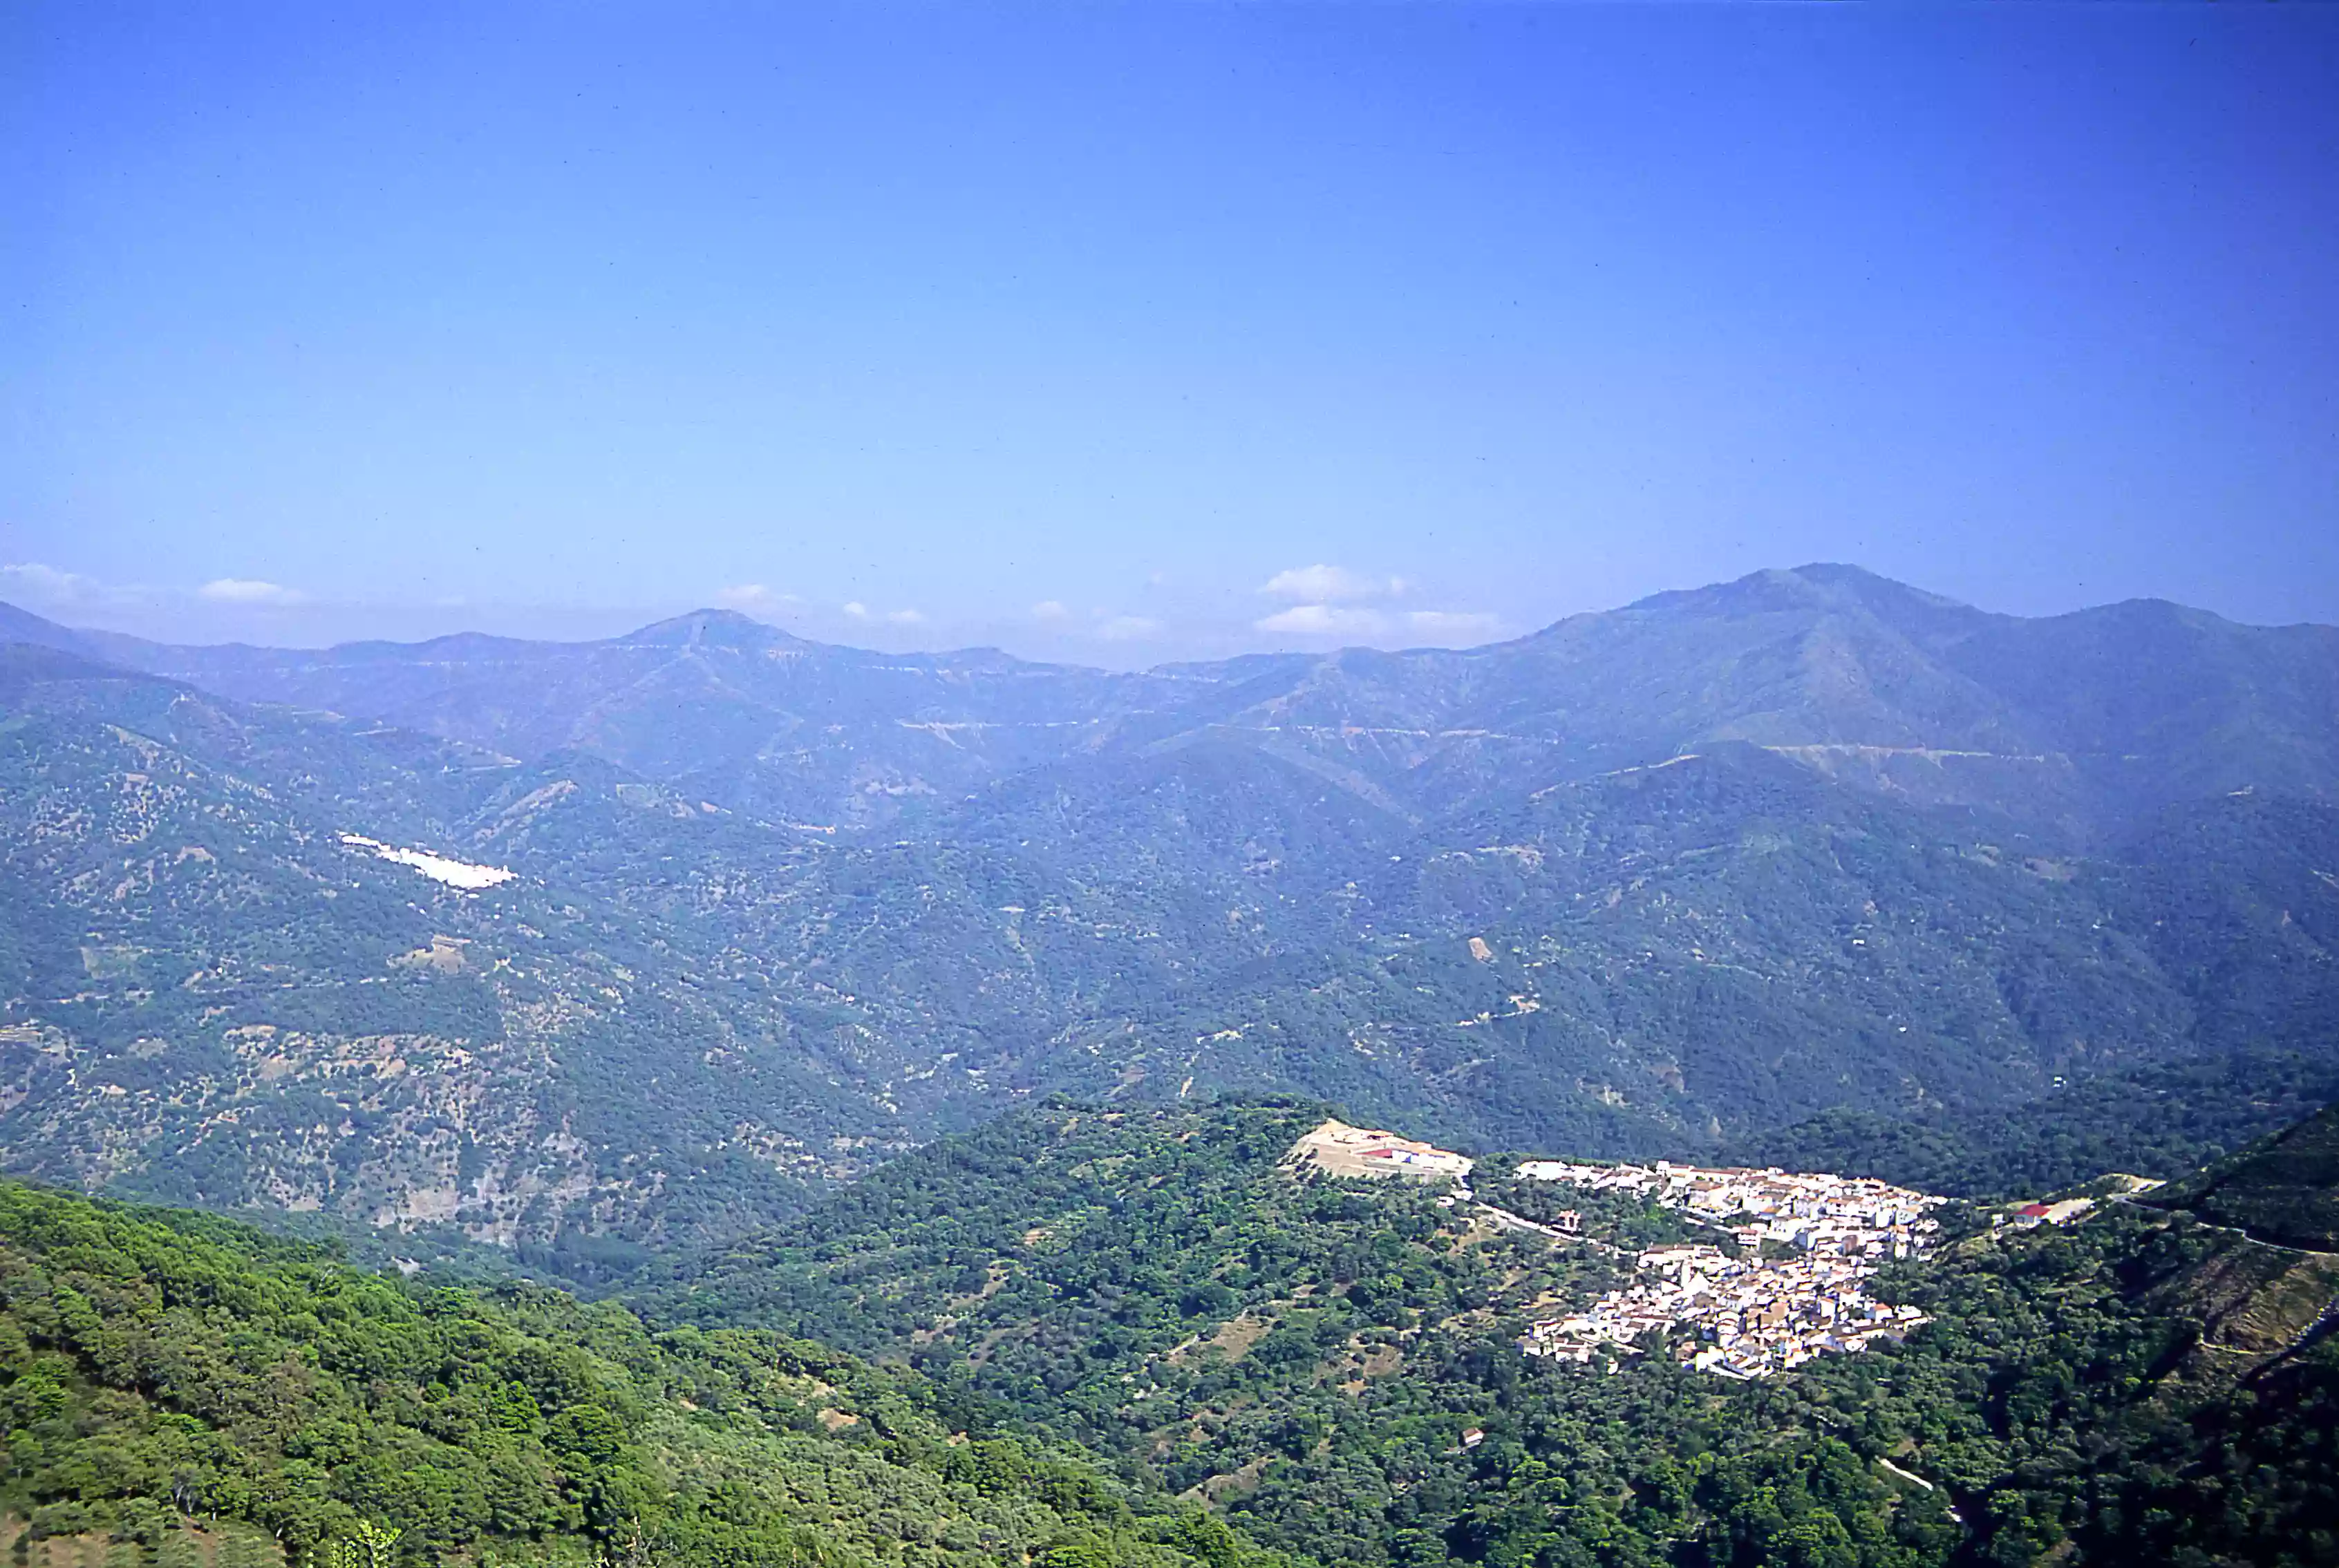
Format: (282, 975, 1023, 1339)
(15, 564, 2337, 842)
(2, 565, 2336, 1265)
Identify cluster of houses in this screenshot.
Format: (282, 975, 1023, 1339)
(1521, 1243, 1934, 1379)
(1513, 1158, 1947, 1379)
(1514, 1158, 1662, 1192)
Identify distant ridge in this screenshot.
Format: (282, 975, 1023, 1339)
(0, 597, 109, 659)
(6, 563, 2334, 838)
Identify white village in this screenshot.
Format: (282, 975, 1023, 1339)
(1510, 1159, 1946, 1379)
(1295, 1120, 1956, 1380)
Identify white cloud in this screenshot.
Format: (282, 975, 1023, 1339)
(716, 583, 798, 610)
(885, 607, 925, 625)
(1405, 609, 1504, 641)
(1255, 601, 1501, 643)
(1031, 600, 1072, 623)
(841, 601, 870, 619)
(1255, 603, 1393, 636)
(199, 578, 305, 605)
(1260, 565, 1405, 603)
(2, 563, 143, 607)
(6, 563, 324, 616)
(1095, 614, 1163, 641)
(3, 563, 86, 601)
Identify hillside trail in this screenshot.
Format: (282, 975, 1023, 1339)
(2104, 1191, 2338, 1258)
(2098, 1193, 2339, 1362)
(1474, 1199, 1631, 1258)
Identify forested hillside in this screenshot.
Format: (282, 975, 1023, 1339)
(11, 1102, 2336, 1566)
(656, 1100, 2339, 1568)
(0, 1177, 1308, 1568)
(0, 688, 899, 1270)
(2151, 1102, 2339, 1252)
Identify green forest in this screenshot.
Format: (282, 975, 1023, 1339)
(0, 1178, 1308, 1568)
(10, 1097, 2338, 1566)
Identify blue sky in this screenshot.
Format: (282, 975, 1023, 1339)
(3, 2, 2334, 662)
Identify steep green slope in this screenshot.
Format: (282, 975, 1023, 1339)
(879, 742, 2338, 1166)
(650, 1100, 1600, 1393)
(6, 1095, 2334, 1568)
(1731, 1050, 2339, 1198)
(2153, 1102, 2339, 1252)
(2094, 791, 2339, 1056)
(0, 1178, 1308, 1568)
(657, 1101, 2339, 1568)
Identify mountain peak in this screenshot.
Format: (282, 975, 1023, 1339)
(1617, 564, 1978, 623)
(617, 607, 810, 650)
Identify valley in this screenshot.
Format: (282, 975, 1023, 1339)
(10, 0, 2333, 1556)
(3, 567, 2337, 1565)
(5, 570, 2339, 1273)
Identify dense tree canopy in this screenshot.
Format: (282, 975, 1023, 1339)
(0, 1178, 1308, 1568)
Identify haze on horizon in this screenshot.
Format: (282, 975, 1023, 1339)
(3, 2, 2336, 665)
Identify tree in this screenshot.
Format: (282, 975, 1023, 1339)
(329, 1520, 400, 1568)
(1170, 1511, 1242, 1568)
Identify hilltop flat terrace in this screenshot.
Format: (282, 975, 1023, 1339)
(1289, 1119, 1476, 1182)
